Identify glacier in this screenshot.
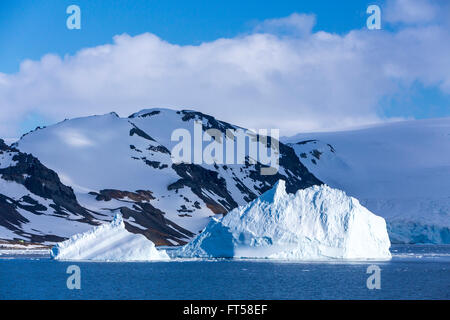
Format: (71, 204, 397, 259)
(51, 214, 170, 261)
(284, 118, 450, 244)
(175, 180, 391, 260)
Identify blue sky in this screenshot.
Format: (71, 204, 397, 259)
(0, 0, 376, 73)
(0, 0, 449, 137)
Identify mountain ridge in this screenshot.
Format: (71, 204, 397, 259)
(0, 108, 321, 245)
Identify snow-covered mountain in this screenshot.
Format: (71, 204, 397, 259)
(0, 108, 321, 245)
(283, 118, 450, 244)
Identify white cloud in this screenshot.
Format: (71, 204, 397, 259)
(254, 13, 316, 37)
(385, 0, 438, 24)
(0, 1, 449, 138)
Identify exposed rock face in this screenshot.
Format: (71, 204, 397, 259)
(119, 203, 195, 246)
(168, 163, 239, 214)
(87, 188, 194, 246)
(89, 189, 155, 202)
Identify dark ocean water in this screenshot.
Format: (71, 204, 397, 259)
(0, 245, 448, 300)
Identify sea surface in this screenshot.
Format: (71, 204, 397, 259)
(0, 245, 449, 300)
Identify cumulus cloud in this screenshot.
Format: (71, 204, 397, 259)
(0, 0, 449, 138)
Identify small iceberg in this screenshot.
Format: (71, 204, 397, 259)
(51, 214, 169, 261)
(175, 180, 391, 260)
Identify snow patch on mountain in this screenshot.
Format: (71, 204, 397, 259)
(0, 151, 17, 169)
(175, 180, 391, 260)
(51, 214, 169, 261)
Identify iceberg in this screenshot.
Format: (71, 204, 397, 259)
(175, 180, 391, 260)
(51, 214, 169, 261)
